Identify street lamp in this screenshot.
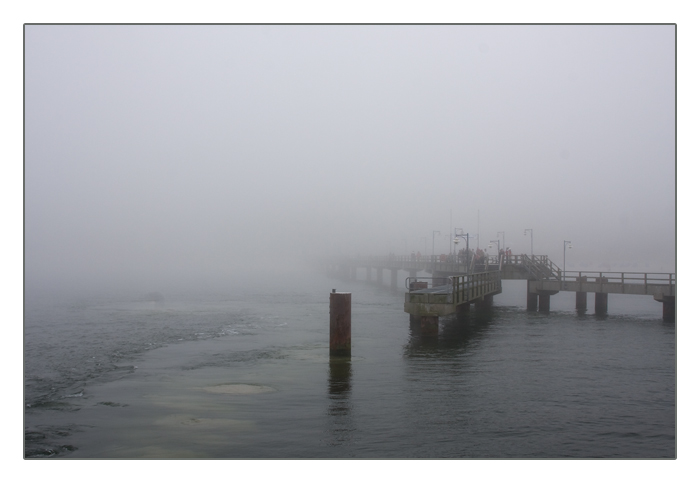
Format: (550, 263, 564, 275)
(488, 239, 501, 267)
(497, 231, 505, 253)
(563, 240, 572, 280)
(454, 230, 474, 274)
(453, 237, 466, 271)
(432, 230, 441, 261)
(524, 229, 533, 258)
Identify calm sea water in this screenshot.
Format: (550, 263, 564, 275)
(24, 270, 676, 459)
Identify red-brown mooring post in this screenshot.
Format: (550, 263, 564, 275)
(330, 290, 351, 357)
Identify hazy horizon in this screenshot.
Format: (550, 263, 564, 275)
(24, 24, 676, 295)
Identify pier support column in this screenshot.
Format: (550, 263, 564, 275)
(576, 276, 588, 313)
(527, 293, 538, 311)
(538, 294, 550, 312)
(595, 277, 608, 316)
(476, 295, 494, 310)
(376, 268, 383, 286)
(366, 267, 372, 282)
(663, 299, 675, 321)
(456, 303, 470, 315)
(527, 281, 538, 311)
(576, 292, 587, 313)
(329, 290, 351, 357)
(595, 292, 608, 315)
(576, 277, 588, 313)
(655, 295, 675, 322)
(420, 315, 439, 336)
(390, 269, 398, 291)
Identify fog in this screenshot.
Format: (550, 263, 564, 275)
(24, 25, 676, 295)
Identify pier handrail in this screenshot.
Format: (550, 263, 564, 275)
(520, 254, 561, 280)
(336, 256, 674, 290)
(406, 276, 453, 290)
(558, 271, 675, 285)
(451, 270, 502, 306)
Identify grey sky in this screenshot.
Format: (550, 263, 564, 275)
(24, 24, 675, 293)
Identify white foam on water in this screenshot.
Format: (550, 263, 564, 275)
(155, 413, 257, 431)
(203, 384, 276, 395)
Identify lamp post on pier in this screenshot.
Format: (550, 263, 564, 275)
(563, 240, 572, 281)
(488, 239, 501, 268)
(432, 230, 441, 264)
(497, 231, 505, 254)
(454, 229, 475, 275)
(524, 229, 533, 258)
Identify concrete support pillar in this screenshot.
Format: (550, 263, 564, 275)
(527, 293, 538, 311)
(662, 297, 675, 322)
(329, 291, 351, 357)
(538, 294, 550, 312)
(595, 292, 608, 315)
(390, 269, 398, 291)
(576, 291, 587, 313)
(595, 277, 608, 316)
(575, 276, 587, 313)
(366, 267, 372, 282)
(420, 315, 439, 336)
(476, 294, 494, 310)
(456, 303, 470, 315)
(527, 281, 538, 311)
(376, 267, 383, 286)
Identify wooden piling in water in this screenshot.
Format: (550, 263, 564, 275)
(330, 290, 351, 357)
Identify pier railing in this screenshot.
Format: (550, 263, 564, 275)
(354, 254, 525, 273)
(452, 270, 502, 305)
(556, 271, 675, 291)
(338, 256, 674, 295)
(404, 270, 503, 316)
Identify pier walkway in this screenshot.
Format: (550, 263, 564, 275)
(324, 254, 676, 322)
